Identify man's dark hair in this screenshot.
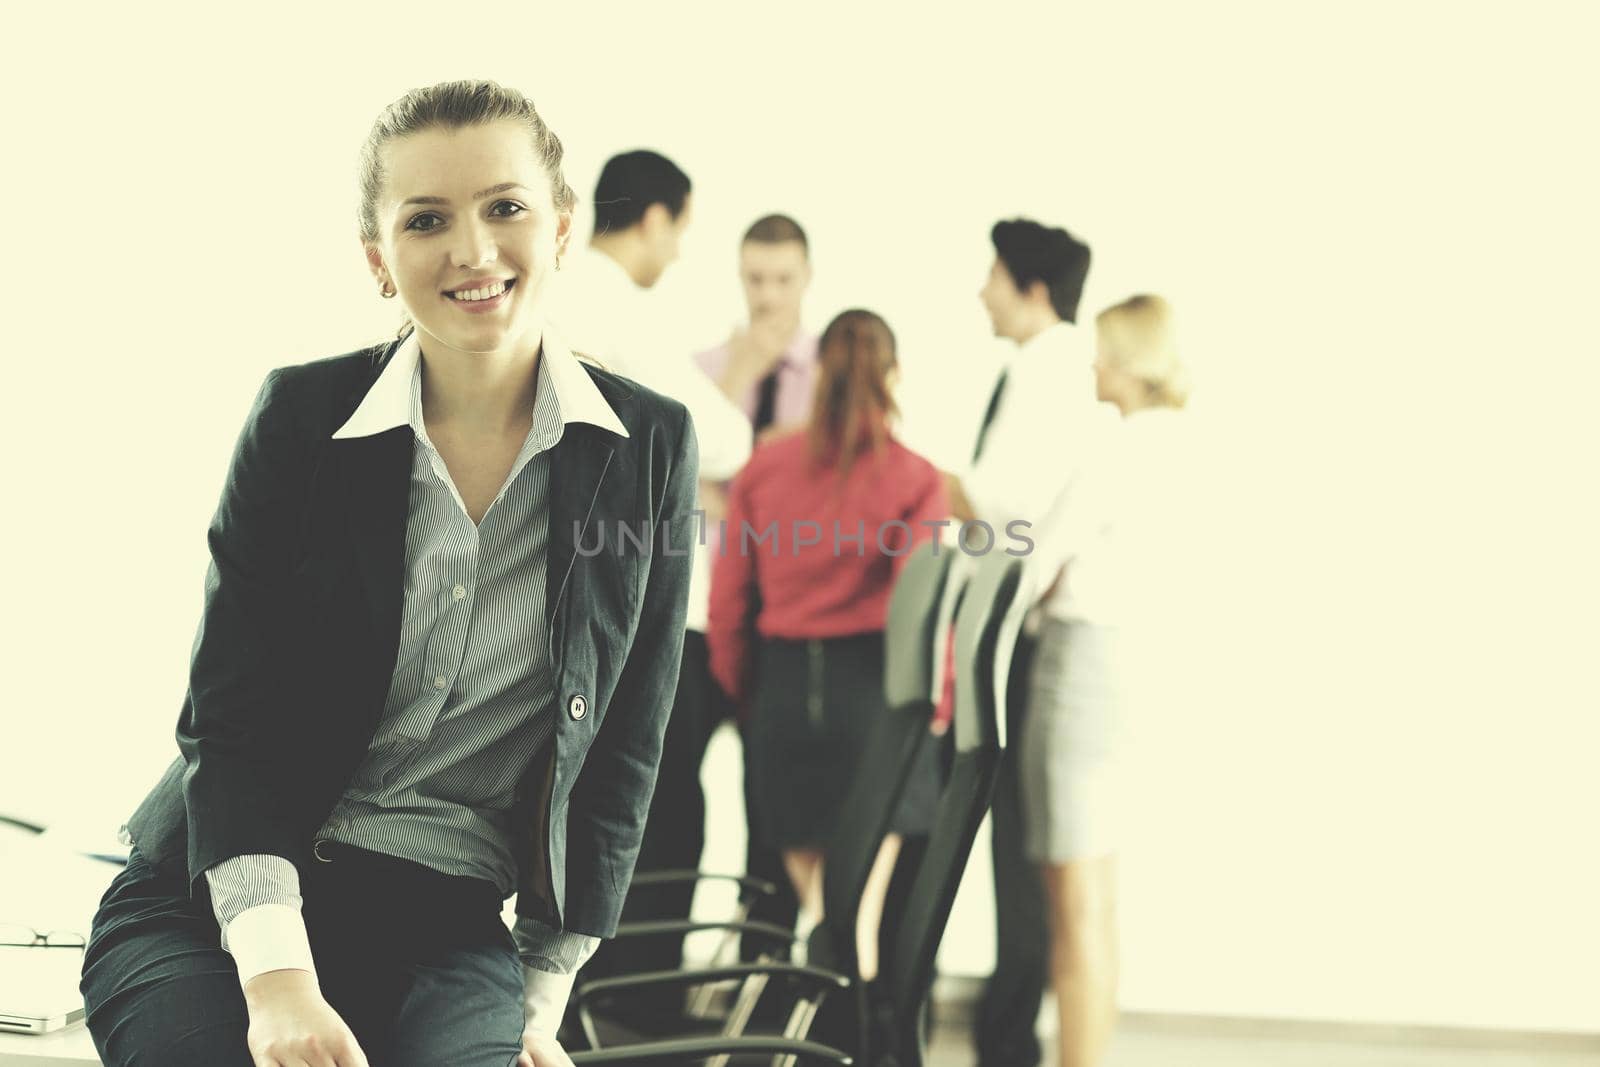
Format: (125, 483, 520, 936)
(592, 150, 691, 236)
(742, 213, 808, 255)
(990, 219, 1092, 323)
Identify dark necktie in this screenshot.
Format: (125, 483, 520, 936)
(752, 370, 781, 436)
(971, 368, 1009, 463)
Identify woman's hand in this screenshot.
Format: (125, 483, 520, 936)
(699, 479, 728, 525)
(243, 969, 369, 1067)
(516, 1029, 576, 1067)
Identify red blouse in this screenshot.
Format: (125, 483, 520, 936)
(707, 427, 950, 708)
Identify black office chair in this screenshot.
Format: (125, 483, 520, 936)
(568, 542, 960, 1055)
(571, 551, 1035, 1067)
(866, 551, 1036, 1065)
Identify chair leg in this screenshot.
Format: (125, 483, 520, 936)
(706, 960, 773, 1067)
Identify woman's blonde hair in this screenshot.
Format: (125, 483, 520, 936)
(1096, 294, 1190, 409)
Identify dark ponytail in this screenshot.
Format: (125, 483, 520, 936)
(808, 309, 900, 486)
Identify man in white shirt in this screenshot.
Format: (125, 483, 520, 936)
(545, 150, 754, 1026)
(943, 219, 1099, 1067)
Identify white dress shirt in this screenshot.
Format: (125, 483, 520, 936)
(548, 248, 753, 631)
(964, 320, 1102, 529)
(962, 320, 1121, 629)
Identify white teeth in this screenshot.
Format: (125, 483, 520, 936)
(450, 280, 508, 301)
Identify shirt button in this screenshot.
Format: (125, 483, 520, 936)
(452, 584, 466, 601)
(433, 675, 446, 690)
(568, 694, 588, 721)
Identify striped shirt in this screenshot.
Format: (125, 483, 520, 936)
(205, 328, 621, 987)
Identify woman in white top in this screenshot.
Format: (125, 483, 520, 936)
(1023, 293, 1191, 1067)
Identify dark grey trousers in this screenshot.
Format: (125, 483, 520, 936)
(79, 842, 524, 1066)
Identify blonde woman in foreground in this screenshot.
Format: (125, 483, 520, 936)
(1026, 293, 1192, 1067)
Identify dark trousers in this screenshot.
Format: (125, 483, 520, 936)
(576, 631, 798, 1027)
(80, 843, 523, 1067)
(976, 631, 1048, 1067)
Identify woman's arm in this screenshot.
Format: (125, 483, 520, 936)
(182, 372, 319, 978)
(205, 855, 316, 987)
(175, 368, 373, 1063)
(512, 916, 599, 1046)
(177, 368, 315, 884)
(1030, 408, 1124, 606)
(562, 403, 700, 938)
(892, 459, 953, 581)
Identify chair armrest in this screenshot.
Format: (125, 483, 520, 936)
(607, 918, 800, 948)
(570, 1034, 851, 1064)
(629, 869, 779, 897)
(574, 961, 851, 1005)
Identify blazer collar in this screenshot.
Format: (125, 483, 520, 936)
(331, 324, 630, 440)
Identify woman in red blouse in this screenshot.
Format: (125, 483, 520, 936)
(707, 308, 949, 936)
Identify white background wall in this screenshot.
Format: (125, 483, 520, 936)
(3, 0, 1597, 1034)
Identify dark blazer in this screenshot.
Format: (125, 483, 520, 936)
(123, 336, 698, 938)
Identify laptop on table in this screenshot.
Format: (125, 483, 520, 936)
(0, 948, 87, 1034)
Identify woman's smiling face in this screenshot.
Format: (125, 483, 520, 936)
(364, 119, 572, 357)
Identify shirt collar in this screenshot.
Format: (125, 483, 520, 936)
(331, 326, 629, 440)
(1020, 319, 1076, 356)
(1000, 319, 1080, 373)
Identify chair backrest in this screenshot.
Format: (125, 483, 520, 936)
(884, 551, 1035, 1043)
(986, 549, 1039, 751)
(883, 542, 957, 709)
(951, 551, 1031, 754)
(817, 542, 958, 960)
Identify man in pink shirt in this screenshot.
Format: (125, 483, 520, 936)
(694, 214, 820, 445)
(694, 214, 821, 567)
(692, 215, 822, 619)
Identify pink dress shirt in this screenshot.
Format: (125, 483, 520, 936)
(693, 328, 821, 429)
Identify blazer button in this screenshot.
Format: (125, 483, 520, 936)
(568, 693, 588, 721)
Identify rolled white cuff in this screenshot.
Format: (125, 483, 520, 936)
(220, 903, 318, 990)
(521, 964, 578, 1037)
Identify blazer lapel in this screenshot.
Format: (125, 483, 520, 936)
(544, 424, 618, 673)
(327, 339, 413, 674)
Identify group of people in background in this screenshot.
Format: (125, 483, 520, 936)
(546, 148, 1192, 1067)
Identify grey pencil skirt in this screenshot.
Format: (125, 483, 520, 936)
(1020, 615, 1127, 863)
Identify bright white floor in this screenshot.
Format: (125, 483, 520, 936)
(924, 1018, 1600, 1066)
